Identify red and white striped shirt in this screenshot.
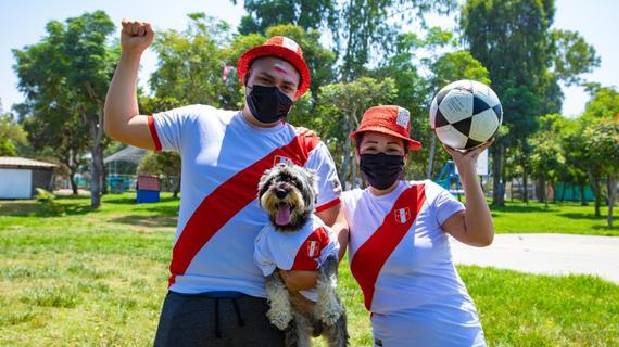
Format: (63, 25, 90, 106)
(150, 105, 341, 296)
(341, 180, 468, 313)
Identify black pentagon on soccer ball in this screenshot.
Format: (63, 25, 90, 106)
(464, 138, 483, 150)
(492, 104, 503, 120)
(473, 96, 491, 115)
(451, 117, 471, 136)
(434, 108, 450, 127)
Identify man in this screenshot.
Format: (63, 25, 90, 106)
(104, 20, 344, 346)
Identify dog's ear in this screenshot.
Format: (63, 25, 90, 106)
(257, 168, 274, 203)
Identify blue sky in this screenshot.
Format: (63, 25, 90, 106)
(1, 0, 617, 117)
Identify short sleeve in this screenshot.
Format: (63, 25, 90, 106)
(305, 141, 342, 212)
(254, 227, 276, 277)
(317, 226, 340, 265)
(151, 105, 202, 152)
(431, 181, 465, 225)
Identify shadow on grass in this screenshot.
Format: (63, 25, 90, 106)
(0, 201, 92, 217)
(591, 225, 618, 233)
(103, 194, 179, 206)
(491, 204, 559, 213)
(141, 205, 180, 217)
(559, 213, 606, 220)
(109, 215, 178, 229)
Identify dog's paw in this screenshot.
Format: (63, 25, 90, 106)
(320, 304, 343, 326)
(267, 308, 292, 330)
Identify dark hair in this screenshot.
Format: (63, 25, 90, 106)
(354, 132, 409, 154)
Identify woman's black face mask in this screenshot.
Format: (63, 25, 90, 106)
(246, 85, 293, 123)
(360, 153, 404, 190)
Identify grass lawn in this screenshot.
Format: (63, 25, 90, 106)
(490, 200, 617, 236)
(0, 193, 617, 346)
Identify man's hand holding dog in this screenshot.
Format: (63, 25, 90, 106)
(278, 269, 318, 292)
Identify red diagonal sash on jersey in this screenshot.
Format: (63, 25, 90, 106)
(350, 184, 426, 310)
(168, 130, 319, 286)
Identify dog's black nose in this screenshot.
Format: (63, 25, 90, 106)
(275, 188, 288, 199)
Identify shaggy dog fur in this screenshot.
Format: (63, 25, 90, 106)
(257, 164, 349, 347)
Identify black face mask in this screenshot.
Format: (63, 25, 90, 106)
(247, 85, 293, 124)
(360, 153, 404, 190)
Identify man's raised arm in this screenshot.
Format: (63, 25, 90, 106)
(103, 19, 156, 150)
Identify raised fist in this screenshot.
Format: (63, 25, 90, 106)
(121, 19, 154, 55)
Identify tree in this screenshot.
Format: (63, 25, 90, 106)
(13, 11, 119, 206)
(150, 13, 233, 108)
(582, 121, 618, 227)
(21, 108, 89, 195)
(529, 114, 566, 205)
(263, 25, 337, 105)
(233, 0, 456, 81)
(317, 77, 398, 188)
(461, 0, 599, 206)
(233, 0, 339, 35)
(0, 113, 29, 156)
(582, 87, 619, 120)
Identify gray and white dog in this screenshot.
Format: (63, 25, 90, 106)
(257, 163, 349, 347)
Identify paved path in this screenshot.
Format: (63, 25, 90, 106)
(450, 233, 619, 284)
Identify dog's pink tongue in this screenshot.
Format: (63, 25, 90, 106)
(275, 204, 291, 226)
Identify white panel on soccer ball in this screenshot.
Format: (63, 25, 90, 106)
(436, 125, 469, 149)
(475, 90, 500, 109)
(469, 109, 500, 142)
(429, 97, 439, 129)
(447, 79, 473, 91)
(438, 89, 473, 123)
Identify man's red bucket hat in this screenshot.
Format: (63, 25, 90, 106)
(350, 105, 422, 151)
(237, 36, 311, 99)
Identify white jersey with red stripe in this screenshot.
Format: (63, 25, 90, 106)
(341, 180, 485, 345)
(150, 105, 341, 296)
(254, 214, 339, 301)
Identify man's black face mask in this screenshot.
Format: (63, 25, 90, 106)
(246, 85, 293, 124)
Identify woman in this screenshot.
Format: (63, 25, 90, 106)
(338, 105, 493, 347)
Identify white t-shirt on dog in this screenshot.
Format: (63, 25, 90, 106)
(150, 105, 341, 296)
(254, 214, 339, 301)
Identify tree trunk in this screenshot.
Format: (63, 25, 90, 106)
(87, 114, 104, 209)
(491, 143, 504, 206)
(173, 175, 180, 198)
(538, 175, 546, 205)
(70, 169, 78, 195)
(607, 176, 616, 228)
(589, 171, 602, 217)
(579, 183, 587, 206)
(523, 164, 529, 203)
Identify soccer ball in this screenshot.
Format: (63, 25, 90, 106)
(429, 79, 502, 150)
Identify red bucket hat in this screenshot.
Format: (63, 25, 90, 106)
(350, 105, 422, 151)
(237, 36, 311, 99)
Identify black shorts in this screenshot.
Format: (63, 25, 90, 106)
(153, 291, 285, 347)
